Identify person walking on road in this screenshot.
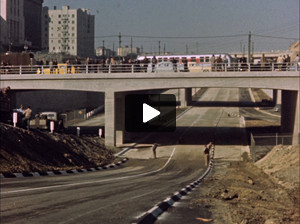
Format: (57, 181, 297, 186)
(152, 143, 158, 159)
(204, 142, 213, 167)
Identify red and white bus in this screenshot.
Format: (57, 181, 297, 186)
(137, 53, 233, 72)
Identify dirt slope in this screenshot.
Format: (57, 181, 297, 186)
(191, 145, 299, 224)
(0, 123, 117, 173)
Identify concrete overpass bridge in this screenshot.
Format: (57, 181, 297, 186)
(1, 71, 299, 146)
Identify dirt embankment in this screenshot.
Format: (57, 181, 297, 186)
(0, 123, 117, 173)
(192, 145, 299, 224)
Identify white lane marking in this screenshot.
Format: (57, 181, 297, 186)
(1, 148, 176, 195)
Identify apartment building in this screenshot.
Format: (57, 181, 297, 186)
(45, 5, 95, 58)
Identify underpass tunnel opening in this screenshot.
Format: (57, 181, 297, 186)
(9, 89, 104, 114)
(108, 88, 251, 146)
(5, 89, 105, 130)
(105, 87, 298, 147)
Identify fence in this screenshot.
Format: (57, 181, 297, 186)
(0, 62, 299, 75)
(250, 132, 297, 161)
(251, 133, 296, 146)
(60, 108, 86, 127)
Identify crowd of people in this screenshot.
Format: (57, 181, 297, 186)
(14, 104, 32, 129)
(1, 53, 299, 74)
(209, 53, 299, 72)
(210, 54, 230, 71)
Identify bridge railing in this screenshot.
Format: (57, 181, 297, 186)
(0, 62, 299, 75)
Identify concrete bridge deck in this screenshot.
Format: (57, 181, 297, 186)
(1, 71, 299, 146)
(1, 71, 299, 92)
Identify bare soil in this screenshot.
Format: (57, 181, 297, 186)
(0, 123, 118, 173)
(191, 145, 300, 224)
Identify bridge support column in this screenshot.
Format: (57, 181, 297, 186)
(105, 91, 116, 146)
(115, 92, 126, 146)
(272, 89, 278, 105)
(281, 90, 299, 145)
(179, 88, 192, 107)
(105, 91, 126, 147)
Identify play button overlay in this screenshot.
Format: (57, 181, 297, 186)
(143, 103, 160, 123)
(125, 94, 176, 132)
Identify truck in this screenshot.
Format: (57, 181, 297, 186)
(29, 111, 65, 131)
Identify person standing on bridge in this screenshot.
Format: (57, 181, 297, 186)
(204, 142, 213, 167)
(216, 55, 223, 71)
(260, 53, 266, 71)
(152, 56, 157, 72)
(210, 54, 215, 72)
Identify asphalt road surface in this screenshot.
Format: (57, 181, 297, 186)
(1, 88, 274, 224)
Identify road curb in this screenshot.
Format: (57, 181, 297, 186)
(0, 158, 129, 178)
(134, 148, 215, 224)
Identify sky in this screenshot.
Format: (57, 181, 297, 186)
(44, 0, 299, 54)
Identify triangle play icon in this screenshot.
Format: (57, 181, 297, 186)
(143, 103, 160, 123)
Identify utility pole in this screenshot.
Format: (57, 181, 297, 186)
(113, 42, 115, 56)
(186, 44, 188, 54)
(158, 41, 161, 55)
(240, 40, 243, 53)
(130, 37, 133, 59)
(247, 31, 251, 63)
(118, 32, 122, 59)
(252, 41, 254, 59)
(164, 43, 166, 55)
(102, 40, 105, 59)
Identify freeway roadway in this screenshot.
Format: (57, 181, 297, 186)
(1, 88, 275, 223)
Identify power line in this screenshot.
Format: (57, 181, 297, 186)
(122, 34, 248, 39)
(252, 34, 299, 40)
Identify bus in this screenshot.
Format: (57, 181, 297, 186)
(137, 53, 233, 72)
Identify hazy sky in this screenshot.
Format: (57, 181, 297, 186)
(44, 0, 299, 54)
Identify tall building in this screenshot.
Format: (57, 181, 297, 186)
(41, 6, 49, 51)
(0, 0, 25, 53)
(23, 0, 43, 51)
(0, 0, 43, 53)
(44, 5, 95, 58)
